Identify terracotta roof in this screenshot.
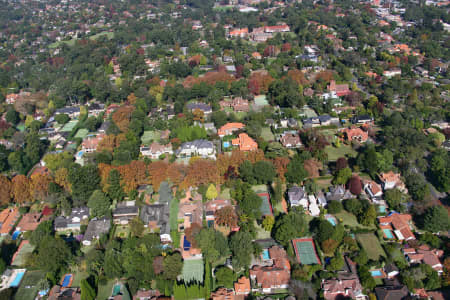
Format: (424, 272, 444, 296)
(232, 133, 257, 151)
(378, 213, 414, 240)
(17, 212, 42, 231)
(234, 276, 250, 295)
(0, 208, 19, 235)
(341, 127, 368, 142)
(218, 123, 245, 137)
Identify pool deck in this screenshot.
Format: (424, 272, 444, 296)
(369, 269, 387, 279)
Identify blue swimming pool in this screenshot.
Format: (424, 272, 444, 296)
(75, 150, 85, 159)
(61, 274, 72, 287)
(10, 271, 25, 287)
(327, 218, 337, 226)
(223, 141, 230, 148)
(383, 229, 394, 239)
(370, 270, 382, 277)
(262, 249, 270, 260)
(379, 205, 386, 213)
(12, 230, 21, 240)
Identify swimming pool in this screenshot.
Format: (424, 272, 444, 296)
(75, 150, 85, 159)
(327, 218, 337, 226)
(379, 205, 386, 213)
(61, 274, 73, 287)
(10, 271, 25, 287)
(262, 249, 270, 260)
(223, 141, 230, 148)
(383, 229, 394, 239)
(112, 284, 121, 296)
(12, 230, 21, 240)
(370, 270, 382, 277)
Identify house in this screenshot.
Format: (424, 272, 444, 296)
(48, 286, 81, 300)
(379, 171, 407, 192)
(5, 93, 19, 105)
(178, 199, 203, 232)
(134, 289, 161, 300)
(303, 115, 339, 128)
(232, 133, 258, 151)
(54, 106, 81, 118)
(341, 127, 369, 143)
(82, 217, 111, 246)
(264, 24, 290, 33)
(326, 185, 354, 201)
(186, 102, 212, 115)
(383, 69, 402, 78)
(140, 142, 173, 159)
(211, 288, 242, 300)
(140, 204, 171, 242)
(218, 123, 245, 137)
(98, 121, 111, 133)
(378, 212, 415, 241)
(322, 277, 365, 300)
(288, 186, 308, 208)
(204, 199, 232, 225)
(352, 115, 373, 125)
(230, 97, 250, 112)
(403, 245, 444, 275)
(229, 28, 249, 38)
(363, 179, 383, 199)
(81, 134, 105, 153)
(252, 52, 262, 60)
(87, 103, 105, 117)
(234, 277, 251, 295)
(54, 207, 89, 232)
(112, 205, 139, 225)
(327, 80, 350, 97)
(16, 212, 43, 232)
(279, 132, 302, 148)
(384, 263, 399, 278)
(175, 139, 216, 159)
(374, 285, 409, 300)
(250, 246, 291, 293)
(0, 208, 20, 236)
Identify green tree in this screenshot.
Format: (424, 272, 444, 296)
(423, 206, 450, 233)
(196, 228, 229, 263)
(384, 189, 405, 212)
(229, 231, 253, 270)
(285, 157, 308, 184)
(54, 114, 70, 124)
(87, 190, 111, 218)
(253, 161, 276, 183)
(163, 252, 183, 280)
(333, 167, 352, 185)
(129, 217, 145, 237)
(215, 267, 234, 288)
(262, 215, 275, 232)
(5, 109, 19, 125)
(29, 220, 53, 246)
(68, 164, 101, 205)
(327, 201, 343, 214)
(81, 279, 96, 300)
(107, 169, 124, 201)
(359, 205, 377, 226)
(273, 209, 307, 246)
(430, 149, 450, 192)
(36, 236, 72, 274)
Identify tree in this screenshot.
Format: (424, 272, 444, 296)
(129, 217, 145, 237)
(163, 252, 183, 280)
(430, 149, 450, 192)
(0, 176, 12, 205)
(253, 161, 276, 183)
(336, 157, 348, 171)
(214, 206, 238, 228)
(43, 152, 73, 171)
(333, 167, 352, 185)
(68, 164, 100, 205)
(273, 209, 307, 246)
(422, 206, 450, 233)
(327, 201, 343, 214)
(262, 215, 275, 232)
(229, 231, 253, 270)
(30, 173, 52, 201)
(328, 255, 344, 271)
(5, 109, 19, 125)
(196, 228, 229, 263)
(384, 189, 405, 212)
(215, 267, 234, 288)
(36, 236, 72, 274)
(107, 169, 124, 201)
(12, 175, 31, 204)
(206, 184, 218, 200)
(30, 220, 53, 246)
(359, 205, 377, 226)
(81, 279, 96, 300)
(87, 190, 111, 218)
(285, 157, 308, 184)
(54, 114, 69, 124)
(348, 175, 362, 195)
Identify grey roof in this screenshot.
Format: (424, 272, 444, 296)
(318, 115, 331, 123)
(83, 217, 111, 242)
(113, 206, 138, 216)
(288, 186, 306, 204)
(70, 206, 89, 220)
(140, 204, 170, 235)
(186, 102, 211, 112)
(384, 263, 399, 274)
(176, 139, 214, 154)
(98, 121, 110, 132)
(55, 107, 80, 115)
(374, 285, 409, 300)
(54, 216, 68, 229)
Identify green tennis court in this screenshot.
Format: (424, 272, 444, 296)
(74, 128, 89, 139)
(60, 120, 78, 132)
(292, 238, 321, 265)
(254, 95, 269, 106)
(181, 259, 204, 283)
(258, 193, 273, 216)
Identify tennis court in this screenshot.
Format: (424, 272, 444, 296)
(254, 95, 269, 106)
(181, 258, 204, 283)
(257, 192, 273, 216)
(74, 128, 89, 139)
(60, 120, 78, 132)
(12, 241, 35, 266)
(292, 238, 321, 265)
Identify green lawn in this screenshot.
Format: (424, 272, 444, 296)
(60, 120, 78, 132)
(114, 225, 130, 239)
(169, 198, 180, 230)
(71, 269, 89, 287)
(334, 211, 376, 230)
(182, 259, 204, 283)
(356, 233, 386, 261)
(49, 31, 114, 48)
(251, 185, 268, 193)
(97, 279, 115, 300)
(325, 145, 357, 162)
(254, 220, 271, 239)
(260, 127, 275, 141)
(141, 130, 161, 145)
(14, 270, 46, 300)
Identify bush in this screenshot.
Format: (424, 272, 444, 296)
(327, 201, 343, 214)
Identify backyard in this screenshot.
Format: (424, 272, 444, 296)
(356, 233, 386, 261)
(114, 225, 130, 239)
(141, 130, 161, 145)
(14, 270, 46, 300)
(260, 127, 275, 141)
(334, 211, 376, 230)
(181, 259, 204, 283)
(324, 144, 358, 162)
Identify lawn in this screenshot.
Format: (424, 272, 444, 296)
(325, 145, 358, 162)
(169, 198, 180, 230)
(182, 258, 204, 283)
(49, 31, 114, 48)
(97, 279, 115, 300)
(141, 130, 161, 145)
(356, 233, 386, 261)
(14, 270, 46, 300)
(260, 127, 275, 141)
(114, 225, 130, 239)
(71, 269, 89, 287)
(254, 220, 271, 240)
(251, 185, 268, 193)
(254, 95, 269, 106)
(334, 211, 376, 230)
(299, 107, 317, 118)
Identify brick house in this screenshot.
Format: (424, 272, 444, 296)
(232, 133, 258, 151)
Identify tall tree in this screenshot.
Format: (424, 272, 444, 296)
(12, 175, 31, 204)
(87, 190, 111, 218)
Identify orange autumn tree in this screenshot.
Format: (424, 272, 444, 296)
(248, 71, 274, 94)
(167, 163, 186, 187)
(112, 105, 135, 132)
(148, 161, 168, 191)
(287, 69, 308, 86)
(118, 160, 148, 193)
(12, 175, 31, 204)
(98, 163, 116, 192)
(183, 159, 220, 188)
(304, 158, 323, 178)
(30, 173, 52, 201)
(97, 134, 126, 152)
(54, 168, 72, 192)
(216, 149, 266, 177)
(0, 175, 12, 205)
(272, 157, 290, 182)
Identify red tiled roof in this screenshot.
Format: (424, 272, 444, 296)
(218, 123, 245, 137)
(232, 133, 257, 151)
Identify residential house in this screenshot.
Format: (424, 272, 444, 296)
(54, 106, 81, 118)
(133, 289, 161, 300)
(288, 186, 308, 208)
(140, 204, 171, 242)
(175, 139, 216, 159)
(264, 24, 290, 33)
(341, 127, 369, 143)
(403, 245, 444, 275)
(230, 97, 250, 112)
(378, 212, 415, 241)
(252, 52, 262, 60)
(87, 103, 104, 117)
(140, 142, 173, 159)
(279, 132, 302, 148)
(98, 121, 111, 133)
(363, 179, 383, 199)
(0, 208, 20, 236)
(204, 199, 232, 226)
(54, 207, 89, 232)
(81, 134, 105, 153)
(211, 288, 242, 300)
(113, 204, 139, 225)
(178, 199, 203, 232)
(16, 212, 43, 232)
(232, 133, 258, 151)
(379, 171, 407, 192)
(229, 28, 249, 38)
(186, 102, 212, 115)
(234, 277, 251, 295)
(303, 115, 339, 128)
(384, 264, 399, 279)
(250, 246, 291, 293)
(326, 185, 354, 201)
(5, 93, 19, 105)
(327, 80, 350, 97)
(82, 217, 111, 246)
(218, 123, 245, 137)
(352, 115, 373, 125)
(48, 286, 81, 300)
(383, 69, 402, 78)
(374, 285, 409, 300)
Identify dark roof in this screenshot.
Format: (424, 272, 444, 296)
(54, 216, 68, 229)
(83, 217, 111, 242)
(113, 206, 138, 216)
(384, 263, 399, 274)
(140, 204, 170, 235)
(375, 285, 409, 300)
(186, 102, 211, 112)
(55, 107, 80, 114)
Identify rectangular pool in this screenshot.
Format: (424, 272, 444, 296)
(262, 249, 270, 260)
(383, 229, 394, 239)
(10, 271, 25, 287)
(370, 270, 383, 277)
(61, 274, 73, 287)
